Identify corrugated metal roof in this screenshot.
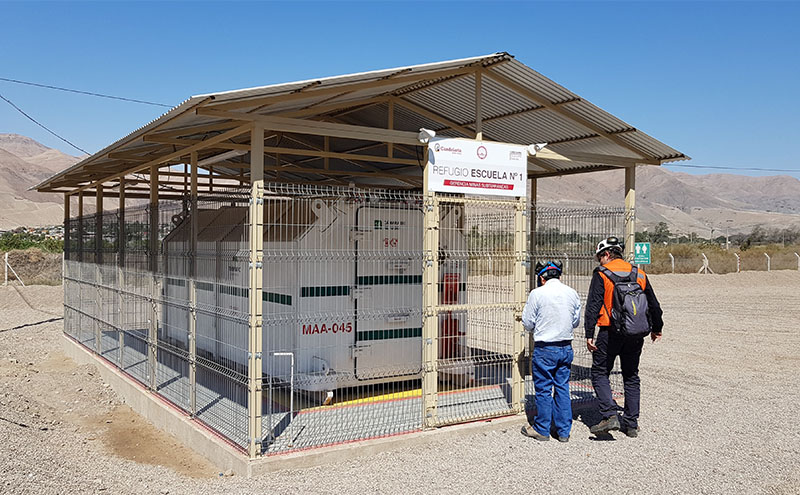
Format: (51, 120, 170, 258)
(36, 52, 688, 192)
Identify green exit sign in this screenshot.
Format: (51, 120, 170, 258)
(634, 242, 651, 264)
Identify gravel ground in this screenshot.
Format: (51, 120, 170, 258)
(1, 272, 799, 494)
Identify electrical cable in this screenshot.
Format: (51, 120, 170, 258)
(0, 76, 171, 107)
(663, 163, 799, 173)
(0, 92, 89, 155)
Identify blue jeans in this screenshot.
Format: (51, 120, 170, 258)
(532, 341, 574, 438)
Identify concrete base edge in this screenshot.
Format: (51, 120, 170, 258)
(62, 334, 528, 477)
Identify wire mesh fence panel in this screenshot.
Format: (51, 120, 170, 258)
(529, 205, 626, 405)
(431, 196, 519, 425)
(258, 185, 425, 454)
(62, 190, 253, 451)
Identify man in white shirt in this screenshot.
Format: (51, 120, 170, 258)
(520, 261, 581, 442)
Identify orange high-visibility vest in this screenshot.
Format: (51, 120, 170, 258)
(596, 258, 648, 327)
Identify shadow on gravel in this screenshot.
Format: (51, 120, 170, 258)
(0, 317, 63, 333)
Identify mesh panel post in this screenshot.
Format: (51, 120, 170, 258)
(248, 124, 265, 457)
(64, 193, 71, 261)
(118, 180, 125, 365)
(148, 165, 159, 390)
(78, 192, 84, 263)
(422, 175, 440, 428)
(95, 186, 104, 353)
(189, 152, 198, 417)
(512, 196, 527, 412)
(625, 166, 636, 261)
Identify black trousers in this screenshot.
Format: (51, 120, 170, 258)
(591, 328, 645, 429)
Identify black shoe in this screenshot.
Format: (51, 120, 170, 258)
(521, 425, 550, 441)
(590, 415, 621, 435)
(621, 426, 639, 438)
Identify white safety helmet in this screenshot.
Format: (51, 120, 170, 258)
(595, 236, 624, 257)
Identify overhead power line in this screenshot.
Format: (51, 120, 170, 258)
(663, 163, 800, 173)
(0, 92, 89, 155)
(0, 77, 172, 108)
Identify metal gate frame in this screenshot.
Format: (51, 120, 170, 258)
(421, 183, 527, 428)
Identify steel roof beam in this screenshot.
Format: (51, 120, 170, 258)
(67, 123, 252, 195)
(196, 109, 422, 146)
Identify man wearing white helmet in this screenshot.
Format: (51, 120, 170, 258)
(584, 236, 663, 438)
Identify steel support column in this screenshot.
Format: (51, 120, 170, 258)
(512, 195, 528, 412)
(189, 152, 198, 417)
(148, 165, 159, 390)
(95, 185, 103, 354)
(624, 166, 636, 261)
(248, 124, 265, 457)
(421, 145, 439, 428)
(118, 179, 125, 367)
(63, 194, 70, 261)
(77, 193, 84, 263)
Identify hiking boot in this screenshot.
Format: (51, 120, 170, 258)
(589, 415, 620, 435)
(521, 425, 550, 441)
(621, 426, 639, 438)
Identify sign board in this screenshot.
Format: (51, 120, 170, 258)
(426, 137, 527, 197)
(634, 242, 651, 264)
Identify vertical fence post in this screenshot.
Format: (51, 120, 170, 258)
(524, 179, 537, 377)
(118, 179, 125, 368)
(734, 253, 741, 273)
(421, 145, 439, 428)
(189, 153, 198, 417)
(64, 193, 70, 268)
(148, 164, 159, 391)
(795, 252, 799, 271)
(248, 124, 265, 457)
(78, 192, 84, 263)
(624, 166, 636, 262)
(95, 185, 104, 355)
(764, 252, 771, 272)
(511, 196, 528, 413)
(668, 252, 675, 273)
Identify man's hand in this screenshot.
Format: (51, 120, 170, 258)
(650, 332, 662, 342)
(586, 338, 598, 352)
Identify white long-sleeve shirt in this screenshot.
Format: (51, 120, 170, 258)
(522, 278, 581, 343)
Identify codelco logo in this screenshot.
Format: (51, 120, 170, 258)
(434, 143, 462, 155)
(477, 146, 488, 159)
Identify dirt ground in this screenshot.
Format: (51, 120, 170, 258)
(1, 272, 800, 494)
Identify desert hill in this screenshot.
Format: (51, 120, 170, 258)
(1, 133, 799, 235)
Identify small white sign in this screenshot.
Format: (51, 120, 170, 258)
(426, 137, 527, 197)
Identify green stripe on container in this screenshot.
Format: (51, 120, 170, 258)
(357, 327, 422, 341)
(301, 286, 351, 297)
(219, 285, 248, 298)
(197, 282, 214, 292)
(357, 275, 422, 286)
(263, 292, 292, 306)
(167, 278, 186, 287)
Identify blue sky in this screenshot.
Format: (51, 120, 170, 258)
(1, 1, 799, 177)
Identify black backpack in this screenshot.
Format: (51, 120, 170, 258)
(599, 266, 652, 337)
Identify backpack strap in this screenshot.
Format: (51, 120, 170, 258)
(598, 266, 621, 283)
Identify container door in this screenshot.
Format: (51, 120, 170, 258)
(354, 205, 423, 380)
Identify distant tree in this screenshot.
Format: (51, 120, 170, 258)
(651, 222, 671, 245)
